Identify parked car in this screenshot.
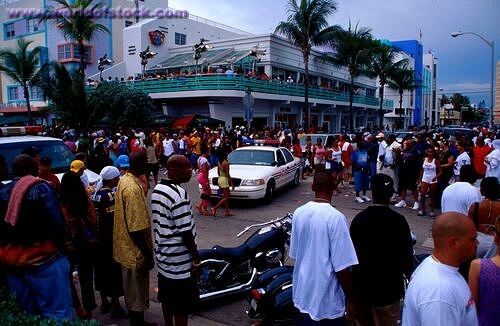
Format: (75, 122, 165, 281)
(0, 126, 98, 184)
(442, 127, 473, 138)
(206, 146, 302, 203)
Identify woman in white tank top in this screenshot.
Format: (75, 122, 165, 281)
(417, 147, 441, 217)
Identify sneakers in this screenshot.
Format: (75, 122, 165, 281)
(361, 195, 371, 202)
(429, 211, 436, 218)
(355, 197, 365, 203)
(412, 202, 420, 210)
(395, 200, 407, 208)
(417, 211, 426, 216)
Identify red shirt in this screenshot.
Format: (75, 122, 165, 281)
(39, 171, 61, 196)
(472, 145, 492, 176)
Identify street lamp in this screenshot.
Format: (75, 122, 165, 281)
(139, 46, 158, 78)
(451, 31, 495, 126)
(97, 54, 114, 80)
(192, 38, 212, 74)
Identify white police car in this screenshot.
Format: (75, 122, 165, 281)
(0, 126, 97, 184)
(207, 146, 302, 203)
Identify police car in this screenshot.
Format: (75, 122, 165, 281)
(0, 126, 97, 184)
(207, 146, 302, 203)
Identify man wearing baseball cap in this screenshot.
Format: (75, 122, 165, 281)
(70, 160, 85, 176)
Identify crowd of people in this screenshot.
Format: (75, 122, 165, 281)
(0, 123, 499, 325)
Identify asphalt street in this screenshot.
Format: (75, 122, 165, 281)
(96, 172, 435, 326)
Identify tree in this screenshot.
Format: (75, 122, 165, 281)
(36, 63, 154, 129)
(0, 38, 43, 125)
(275, 0, 337, 130)
(450, 93, 470, 111)
(43, 0, 109, 79)
(35, 62, 94, 129)
(88, 82, 154, 129)
(387, 64, 416, 129)
(325, 22, 374, 132)
(366, 42, 407, 128)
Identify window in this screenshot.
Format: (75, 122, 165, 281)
(281, 149, 294, 163)
(4, 23, 15, 39)
(57, 44, 71, 60)
(7, 87, 20, 101)
(57, 43, 93, 63)
(73, 44, 92, 62)
(30, 86, 43, 100)
(175, 32, 186, 45)
(125, 20, 133, 27)
(26, 18, 39, 33)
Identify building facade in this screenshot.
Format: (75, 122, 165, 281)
(495, 60, 500, 124)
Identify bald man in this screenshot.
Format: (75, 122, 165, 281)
(402, 212, 478, 326)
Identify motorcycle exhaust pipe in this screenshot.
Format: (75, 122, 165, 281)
(200, 268, 258, 301)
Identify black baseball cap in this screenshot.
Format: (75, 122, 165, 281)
(372, 173, 394, 201)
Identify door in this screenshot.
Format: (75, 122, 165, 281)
(280, 148, 296, 185)
(274, 149, 287, 189)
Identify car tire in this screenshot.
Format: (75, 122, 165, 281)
(264, 180, 275, 204)
(292, 170, 300, 187)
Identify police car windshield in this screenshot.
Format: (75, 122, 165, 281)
(0, 140, 74, 180)
(228, 150, 275, 166)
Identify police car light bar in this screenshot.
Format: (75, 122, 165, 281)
(0, 126, 43, 137)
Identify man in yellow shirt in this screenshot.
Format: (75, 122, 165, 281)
(113, 152, 153, 326)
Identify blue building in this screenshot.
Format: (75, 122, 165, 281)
(391, 40, 423, 126)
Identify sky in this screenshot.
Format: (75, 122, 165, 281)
(169, 0, 500, 106)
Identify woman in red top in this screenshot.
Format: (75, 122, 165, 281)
(473, 137, 492, 178)
(292, 138, 307, 179)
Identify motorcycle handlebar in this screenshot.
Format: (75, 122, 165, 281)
(236, 213, 292, 238)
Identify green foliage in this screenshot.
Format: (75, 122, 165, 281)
(387, 64, 416, 118)
(275, 0, 338, 128)
(324, 21, 374, 131)
(0, 284, 98, 325)
(0, 38, 43, 124)
(450, 93, 471, 110)
(88, 82, 154, 129)
(34, 62, 93, 130)
(42, 0, 109, 77)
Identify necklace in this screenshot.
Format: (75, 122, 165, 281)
(313, 198, 331, 204)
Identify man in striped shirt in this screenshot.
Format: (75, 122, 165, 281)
(151, 155, 200, 326)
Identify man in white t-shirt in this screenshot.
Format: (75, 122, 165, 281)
(290, 172, 358, 323)
(402, 212, 478, 326)
(441, 165, 482, 215)
(453, 141, 471, 180)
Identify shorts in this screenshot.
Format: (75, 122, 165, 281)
(122, 267, 149, 312)
(146, 162, 160, 177)
(157, 274, 199, 315)
(398, 171, 417, 192)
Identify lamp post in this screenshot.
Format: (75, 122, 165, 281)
(451, 31, 495, 126)
(139, 46, 157, 78)
(97, 54, 114, 80)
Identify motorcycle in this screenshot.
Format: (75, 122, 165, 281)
(196, 213, 292, 302)
(247, 232, 430, 325)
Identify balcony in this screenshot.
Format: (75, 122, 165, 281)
(87, 75, 393, 109)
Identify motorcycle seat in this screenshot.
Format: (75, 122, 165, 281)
(212, 244, 250, 261)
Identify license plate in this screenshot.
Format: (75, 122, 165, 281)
(251, 298, 258, 311)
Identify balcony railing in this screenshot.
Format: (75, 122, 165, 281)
(87, 75, 393, 109)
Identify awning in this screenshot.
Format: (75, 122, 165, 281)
(0, 115, 30, 125)
(171, 114, 225, 130)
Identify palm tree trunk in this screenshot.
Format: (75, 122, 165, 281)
(349, 75, 355, 133)
(303, 54, 310, 131)
(23, 86, 33, 125)
(78, 39, 85, 81)
(378, 84, 384, 129)
(399, 92, 403, 129)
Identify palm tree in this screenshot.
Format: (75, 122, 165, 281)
(44, 0, 109, 79)
(275, 0, 337, 130)
(34, 62, 92, 129)
(325, 22, 374, 132)
(387, 65, 416, 129)
(0, 38, 43, 125)
(366, 42, 408, 128)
